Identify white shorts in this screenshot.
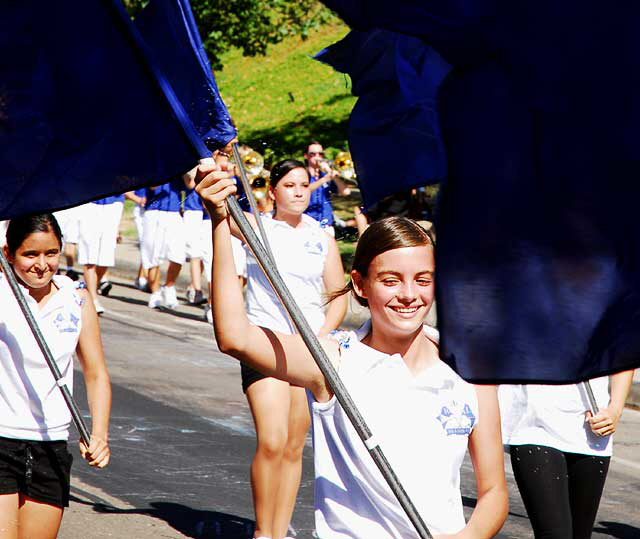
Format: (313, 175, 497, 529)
(54, 205, 85, 245)
(201, 220, 247, 280)
(183, 210, 204, 259)
(77, 202, 123, 267)
(132, 205, 145, 242)
(141, 210, 185, 269)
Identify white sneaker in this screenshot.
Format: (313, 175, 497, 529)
(186, 286, 196, 304)
(203, 304, 212, 324)
(148, 290, 163, 309)
(135, 276, 148, 290)
(93, 299, 105, 315)
(161, 285, 179, 308)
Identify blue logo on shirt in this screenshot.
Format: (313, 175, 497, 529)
(437, 401, 476, 436)
(304, 240, 324, 256)
(53, 312, 79, 334)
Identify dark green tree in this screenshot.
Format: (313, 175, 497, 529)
(124, 0, 335, 70)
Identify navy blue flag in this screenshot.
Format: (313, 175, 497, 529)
(0, 0, 234, 221)
(322, 0, 640, 383)
(135, 0, 235, 151)
(316, 30, 450, 210)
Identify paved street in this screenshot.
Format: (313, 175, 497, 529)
(58, 277, 640, 539)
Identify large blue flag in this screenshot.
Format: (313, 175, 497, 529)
(316, 30, 450, 210)
(0, 0, 234, 221)
(134, 0, 235, 151)
(322, 0, 640, 383)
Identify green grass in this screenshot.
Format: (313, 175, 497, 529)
(216, 22, 356, 164)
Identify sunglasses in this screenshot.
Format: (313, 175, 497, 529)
(307, 151, 324, 157)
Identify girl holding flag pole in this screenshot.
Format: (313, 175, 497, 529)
(0, 214, 111, 539)
(196, 164, 508, 539)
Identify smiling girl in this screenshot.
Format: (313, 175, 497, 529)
(0, 214, 111, 539)
(197, 164, 508, 539)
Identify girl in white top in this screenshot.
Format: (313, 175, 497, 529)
(222, 159, 347, 539)
(0, 214, 111, 539)
(499, 372, 633, 539)
(196, 162, 508, 539)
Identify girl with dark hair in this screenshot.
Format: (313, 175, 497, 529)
(197, 164, 508, 539)
(0, 213, 111, 539)
(206, 159, 347, 539)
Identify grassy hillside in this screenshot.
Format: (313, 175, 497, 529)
(215, 22, 356, 164)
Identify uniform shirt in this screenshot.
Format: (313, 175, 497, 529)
(183, 187, 204, 211)
(310, 322, 478, 538)
(499, 378, 612, 456)
(244, 214, 329, 334)
(0, 274, 84, 441)
(145, 179, 182, 212)
(93, 194, 125, 204)
(305, 171, 336, 228)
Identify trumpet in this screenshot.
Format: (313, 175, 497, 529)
(250, 172, 270, 201)
(333, 151, 355, 180)
(240, 149, 264, 179)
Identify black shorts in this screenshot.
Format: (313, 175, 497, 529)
(0, 436, 73, 508)
(241, 362, 268, 393)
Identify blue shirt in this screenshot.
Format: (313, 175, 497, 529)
(145, 179, 182, 212)
(93, 194, 125, 204)
(305, 172, 335, 228)
(183, 188, 203, 211)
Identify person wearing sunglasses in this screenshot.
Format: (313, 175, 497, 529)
(303, 141, 351, 236)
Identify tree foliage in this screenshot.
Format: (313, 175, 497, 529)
(124, 0, 336, 70)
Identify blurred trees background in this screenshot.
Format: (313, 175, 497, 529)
(124, 0, 336, 70)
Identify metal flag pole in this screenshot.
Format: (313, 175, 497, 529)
(581, 381, 599, 415)
(230, 142, 275, 262)
(221, 189, 434, 539)
(0, 250, 91, 446)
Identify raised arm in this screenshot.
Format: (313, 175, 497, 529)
(196, 162, 334, 399)
(75, 289, 111, 468)
(441, 385, 507, 539)
(124, 190, 145, 206)
(318, 235, 348, 337)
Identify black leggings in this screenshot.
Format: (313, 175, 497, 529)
(510, 445, 610, 539)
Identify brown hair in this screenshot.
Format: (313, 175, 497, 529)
(328, 216, 433, 307)
(6, 213, 63, 255)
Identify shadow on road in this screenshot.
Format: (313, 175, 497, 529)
(594, 521, 640, 539)
(69, 496, 255, 538)
(109, 292, 209, 323)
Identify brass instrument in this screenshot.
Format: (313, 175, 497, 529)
(250, 171, 270, 201)
(333, 151, 356, 181)
(241, 149, 264, 179)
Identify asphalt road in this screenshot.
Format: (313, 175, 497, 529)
(59, 279, 640, 539)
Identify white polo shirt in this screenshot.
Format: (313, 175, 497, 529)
(0, 274, 83, 441)
(309, 322, 479, 538)
(244, 214, 329, 334)
(499, 378, 612, 456)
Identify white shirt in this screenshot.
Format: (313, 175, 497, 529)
(499, 378, 612, 456)
(309, 322, 479, 538)
(244, 214, 329, 334)
(0, 274, 83, 441)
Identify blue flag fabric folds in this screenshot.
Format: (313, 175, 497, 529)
(135, 0, 235, 151)
(316, 30, 450, 210)
(322, 0, 640, 383)
(0, 0, 234, 221)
